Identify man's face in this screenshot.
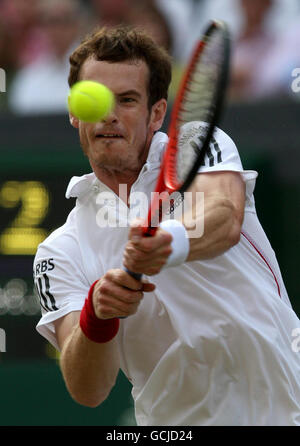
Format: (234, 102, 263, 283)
(71, 58, 166, 175)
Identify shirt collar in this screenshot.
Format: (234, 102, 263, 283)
(145, 131, 168, 167)
(65, 172, 96, 199)
(65, 131, 168, 199)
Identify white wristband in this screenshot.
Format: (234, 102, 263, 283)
(160, 219, 189, 267)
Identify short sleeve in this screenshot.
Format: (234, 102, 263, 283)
(179, 121, 258, 211)
(34, 229, 90, 350)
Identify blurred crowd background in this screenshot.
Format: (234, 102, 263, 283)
(0, 0, 300, 115)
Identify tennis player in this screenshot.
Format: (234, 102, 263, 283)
(34, 26, 300, 426)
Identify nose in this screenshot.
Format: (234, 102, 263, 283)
(102, 107, 118, 124)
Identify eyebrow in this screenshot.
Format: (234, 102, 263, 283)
(117, 90, 142, 98)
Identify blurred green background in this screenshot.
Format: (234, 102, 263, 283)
(0, 99, 299, 425)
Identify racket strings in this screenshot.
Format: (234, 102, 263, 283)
(178, 38, 224, 125)
(175, 30, 226, 183)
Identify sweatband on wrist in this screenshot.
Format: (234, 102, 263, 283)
(80, 281, 120, 343)
(160, 219, 189, 267)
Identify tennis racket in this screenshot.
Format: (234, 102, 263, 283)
(125, 20, 231, 280)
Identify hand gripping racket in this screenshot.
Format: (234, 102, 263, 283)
(125, 20, 231, 280)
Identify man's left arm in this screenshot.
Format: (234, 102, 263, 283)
(123, 171, 246, 275)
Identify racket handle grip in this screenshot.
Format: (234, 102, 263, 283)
(119, 268, 142, 319)
(123, 224, 154, 281)
(123, 267, 143, 281)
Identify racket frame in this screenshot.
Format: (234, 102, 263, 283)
(143, 20, 231, 237)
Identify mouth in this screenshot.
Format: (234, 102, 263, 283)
(95, 133, 124, 139)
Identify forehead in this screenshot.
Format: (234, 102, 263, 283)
(79, 58, 149, 96)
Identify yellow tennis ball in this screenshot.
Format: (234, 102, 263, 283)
(68, 80, 115, 122)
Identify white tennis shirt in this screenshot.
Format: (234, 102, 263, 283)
(34, 127, 300, 426)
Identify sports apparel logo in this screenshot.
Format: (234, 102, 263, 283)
(291, 68, 300, 93)
(0, 68, 5, 93)
(179, 121, 223, 168)
(35, 267, 58, 312)
(0, 328, 6, 352)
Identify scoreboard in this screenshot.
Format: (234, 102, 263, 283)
(0, 114, 89, 357)
(1, 179, 62, 256)
(0, 177, 75, 311)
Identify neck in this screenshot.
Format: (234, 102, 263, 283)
(241, 20, 265, 40)
(90, 137, 153, 203)
(92, 165, 140, 204)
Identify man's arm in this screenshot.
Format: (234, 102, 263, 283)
(55, 270, 155, 407)
(55, 311, 120, 407)
(123, 171, 245, 274)
(184, 171, 245, 260)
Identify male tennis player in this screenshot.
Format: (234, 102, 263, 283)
(34, 26, 300, 426)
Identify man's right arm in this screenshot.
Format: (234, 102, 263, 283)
(54, 269, 155, 408)
(55, 311, 120, 407)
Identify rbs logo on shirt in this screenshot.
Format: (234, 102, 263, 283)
(34, 258, 58, 312)
(35, 258, 55, 276)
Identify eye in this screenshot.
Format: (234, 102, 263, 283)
(120, 97, 136, 104)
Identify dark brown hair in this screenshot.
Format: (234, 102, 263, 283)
(68, 26, 172, 108)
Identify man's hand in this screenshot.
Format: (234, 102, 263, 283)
(93, 268, 155, 319)
(123, 219, 173, 276)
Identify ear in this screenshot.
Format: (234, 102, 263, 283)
(150, 98, 167, 132)
(69, 112, 79, 129)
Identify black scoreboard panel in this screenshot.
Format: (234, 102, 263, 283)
(0, 176, 76, 314)
(0, 177, 74, 256)
(0, 114, 90, 358)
